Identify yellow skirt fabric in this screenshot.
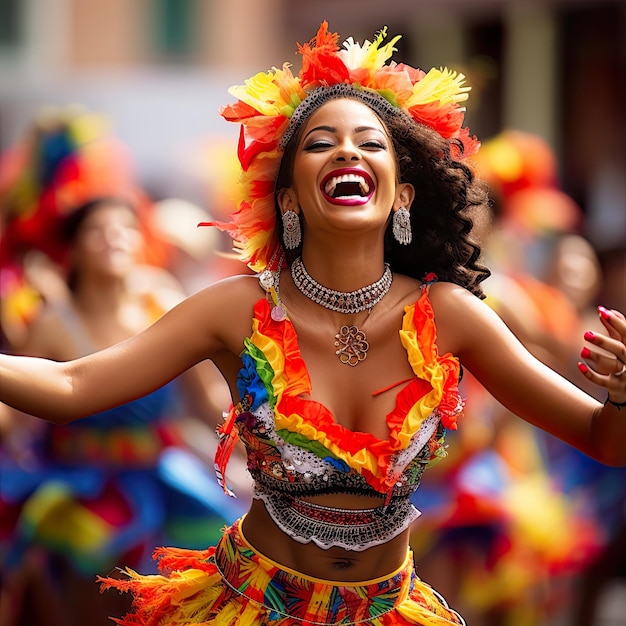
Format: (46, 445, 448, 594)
(99, 518, 464, 625)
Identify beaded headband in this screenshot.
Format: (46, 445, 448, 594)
(206, 21, 480, 272)
(278, 83, 410, 150)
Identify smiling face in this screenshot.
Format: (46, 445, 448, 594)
(278, 98, 413, 243)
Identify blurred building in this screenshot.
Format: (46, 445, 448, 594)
(0, 0, 624, 254)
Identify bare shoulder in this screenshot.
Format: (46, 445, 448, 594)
(427, 280, 478, 308)
(173, 273, 266, 354)
(19, 305, 73, 359)
(392, 275, 479, 309)
(425, 281, 501, 355)
(189, 272, 264, 309)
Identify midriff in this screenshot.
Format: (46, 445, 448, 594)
(241, 496, 411, 582)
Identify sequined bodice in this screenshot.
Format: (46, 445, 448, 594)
(237, 395, 442, 500)
(215, 284, 463, 502)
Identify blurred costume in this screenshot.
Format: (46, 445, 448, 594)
(0, 293, 243, 578)
(0, 106, 170, 349)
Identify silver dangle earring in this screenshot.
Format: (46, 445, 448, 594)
(392, 206, 412, 245)
(282, 210, 302, 249)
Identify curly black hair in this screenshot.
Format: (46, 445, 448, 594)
(382, 110, 491, 298)
(275, 90, 492, 298)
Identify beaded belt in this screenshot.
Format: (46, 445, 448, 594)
(253, 486, 421, 550)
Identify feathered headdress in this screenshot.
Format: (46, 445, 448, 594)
(207, 21, 480, 272)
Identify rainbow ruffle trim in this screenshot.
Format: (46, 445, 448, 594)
(218, 287, 462, 496)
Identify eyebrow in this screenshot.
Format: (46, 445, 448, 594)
(303, 125, 385, 140)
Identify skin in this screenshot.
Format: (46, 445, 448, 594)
(1, 100, 625, 583)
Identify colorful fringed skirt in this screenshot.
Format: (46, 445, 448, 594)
(99, 518, 464, 625)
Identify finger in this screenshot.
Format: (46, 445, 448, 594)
(577, 360, 626, 392)
(598, 306, 626, 341)
(583, 330, 626, 372)
(580, 346, 623, 377)
(577, 360, 607, 385)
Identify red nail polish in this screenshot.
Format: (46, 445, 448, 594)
(598, 306, 611, 320)
(581, 347, 591, 359)
(577, 362, 589, 374)
(584, 331, 595, 341)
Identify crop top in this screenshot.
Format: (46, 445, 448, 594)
(215, 280, 463, 550)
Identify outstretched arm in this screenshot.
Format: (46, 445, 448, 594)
(0, 277, 248, 424)
(432, 283, 626, 466)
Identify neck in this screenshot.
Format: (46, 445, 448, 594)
(290, 256, 392, 317)
(299, 237, 387, 292)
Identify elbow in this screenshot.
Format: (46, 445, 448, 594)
(597, 450, 626, 468)
(588, 434, 626, 467)
(45, 396, 95, 426)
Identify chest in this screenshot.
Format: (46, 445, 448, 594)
(287, 315, 415, 437)
(225, 295, 462, 495)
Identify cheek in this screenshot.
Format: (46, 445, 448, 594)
(75, 234, 104, 257)
(374, 156, 399, 191)
(289, 170, 320, 211)
(291, 157, 318, 191)
(377, 180, 398, 208)
(125, 230, 143, 253)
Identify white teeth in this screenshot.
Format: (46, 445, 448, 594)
(324, 174, 370, 197)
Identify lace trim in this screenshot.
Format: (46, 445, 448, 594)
(254, 487, 421, 551)
(388, 413, 439, 483)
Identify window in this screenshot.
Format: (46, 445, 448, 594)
(0, 0, 22, 48)
(153, 0, 195, 60)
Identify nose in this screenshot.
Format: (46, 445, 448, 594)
(103, 223, 122, 241)
(333, 139, 361, 162)
(102, 222, 132, 246)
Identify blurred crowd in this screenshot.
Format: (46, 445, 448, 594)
(0, 108, 624, 626)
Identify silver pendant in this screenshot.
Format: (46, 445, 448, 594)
(335, 325, 369, 366)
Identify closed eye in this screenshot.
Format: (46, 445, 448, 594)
(303, 139, 387, 152)
(303, 140, 334, 151)
(360, 140, 386, 149)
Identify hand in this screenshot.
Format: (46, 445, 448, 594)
(578, 306, 626, 405)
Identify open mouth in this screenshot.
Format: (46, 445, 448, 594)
(321, 169, 374, 204)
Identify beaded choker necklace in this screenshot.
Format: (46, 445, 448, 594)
(290, 257, 392, 366)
